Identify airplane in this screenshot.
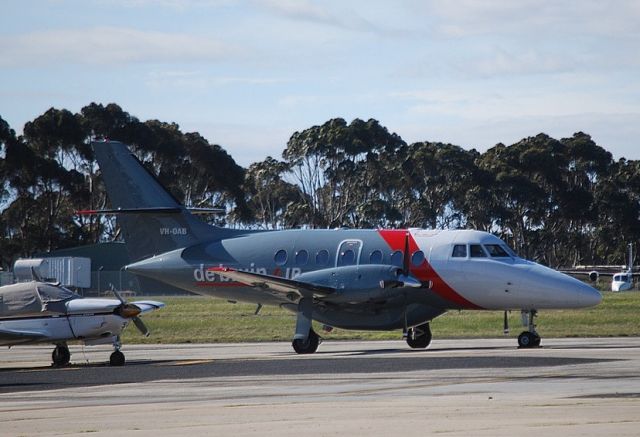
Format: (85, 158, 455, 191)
(0, 279, 164, 366)
(562, 243, 638, 292)
(88, 140, 602, 353)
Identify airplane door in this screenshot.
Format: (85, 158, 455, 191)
(336, 240, 362, 267)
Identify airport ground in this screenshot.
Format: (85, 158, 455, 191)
(1, 337, 639, 436)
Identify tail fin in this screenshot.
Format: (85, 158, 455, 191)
(93, 140, 218, 261)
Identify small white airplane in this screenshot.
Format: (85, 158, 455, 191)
(0, 280, 164, 366)
(563, 243, 638, 292)
(611, 244, 638, 291)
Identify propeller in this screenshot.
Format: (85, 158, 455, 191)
(380, 232, 422, 289)
(111, 285, 150, 337)
(403, 231, 411, 277)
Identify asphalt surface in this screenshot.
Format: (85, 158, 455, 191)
(1, 338, 639, 436)
(0, 354, 607, 393)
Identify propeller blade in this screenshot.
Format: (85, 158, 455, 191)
(132, 316, 150, 337)
(110, 284, 126, 304)
(403, 231, 411, 276)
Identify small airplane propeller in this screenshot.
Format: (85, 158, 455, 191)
(110, 285, 150, 337)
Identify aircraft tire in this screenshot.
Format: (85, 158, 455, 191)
(110, 350, 126, 366)
(406, 323, 432, 349)
(52, 345, 70, 366)
(292, 329, 320, 354)
(518, 331, 541, 348)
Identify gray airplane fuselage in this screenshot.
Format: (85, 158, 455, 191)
(127, 227, 601, 331)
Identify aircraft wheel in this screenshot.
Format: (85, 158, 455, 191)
(110, 350, 126, 366)
(292, 329, 320, 354)
(406, 323, 432, 349)
(52, 344, 71, 366)
(518, 331, 541, 348)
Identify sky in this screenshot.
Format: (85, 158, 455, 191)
(1, 0, 639, 167)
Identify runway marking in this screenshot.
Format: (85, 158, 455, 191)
(18, 366, 81, 373)
(167, 359, 215, 366)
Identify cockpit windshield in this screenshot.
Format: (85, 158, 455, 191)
(483, 244, 510, 257)
(451, 242, 519, 259)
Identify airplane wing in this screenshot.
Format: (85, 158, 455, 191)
(0, 327, 48, 345)
(559, 269, 613, 278)
(208, 267, 335, 297)
(131, 300, 165, 314)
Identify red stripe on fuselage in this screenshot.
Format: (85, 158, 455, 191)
(377, 229, 482, 309)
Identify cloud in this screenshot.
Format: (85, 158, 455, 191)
(0, 26, 238, 67)
(420, 0, 640, 38)
(258, 0, 410, 37)
(145, 70, 288, 89)
(389, 86, 640, 121)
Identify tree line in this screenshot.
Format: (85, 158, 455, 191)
(0, 103, 638, 269)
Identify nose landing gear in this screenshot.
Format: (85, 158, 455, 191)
(518, 309, 541, 348)
(52, 343, 71, 366)
(109, 336, 126, 366)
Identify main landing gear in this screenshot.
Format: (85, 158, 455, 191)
(292, 328, 321, 354)
(406, 323, 432, 349)
(52, 343, 71, 366)
(291, 297, 321, 354)
(518, 309, 541, 348)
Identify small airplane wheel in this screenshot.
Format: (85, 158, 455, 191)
(52, 345, 71, 366)
(292, 329, 320, 354)
(110, 350, 126, 366)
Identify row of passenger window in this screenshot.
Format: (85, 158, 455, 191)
(273, 249, 426, 267)
(451, 244, 514, 258)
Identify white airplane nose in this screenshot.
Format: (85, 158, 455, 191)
(574, 281, 602, 308)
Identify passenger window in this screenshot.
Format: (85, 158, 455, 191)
(340, 249, 355, 265)
(295, 250, 309, 266)
(316, 249, 329, 266)
(411, 250, 425, 266)
(369, 249, 383, 264)
(469, 245, 487, 258)
(484, 244, 509, 257)
(390, 250, 403, 267)
(274, 249, 288, 265)
(452, 244, 467, 258)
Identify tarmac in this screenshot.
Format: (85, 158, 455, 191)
(1, 337, 639, 436)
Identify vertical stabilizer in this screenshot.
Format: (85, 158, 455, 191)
(93, 140, 218, 261)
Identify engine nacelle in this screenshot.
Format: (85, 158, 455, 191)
(297, 264, 426, 304)
(589, 271, 599, 282)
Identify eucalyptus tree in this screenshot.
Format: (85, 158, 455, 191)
(400, 142, 479, 229)
(244, 157, 304, 229)
(283, 118, 406, 228)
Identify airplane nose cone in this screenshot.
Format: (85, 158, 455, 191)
(574, 281, 602, 308)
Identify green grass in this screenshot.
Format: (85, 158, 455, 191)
(122, 291, 640, 344)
